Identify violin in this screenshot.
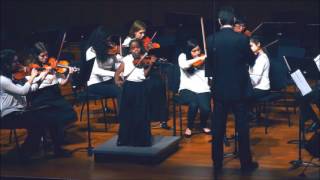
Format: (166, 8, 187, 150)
(143, 36, 160, 51)
(191, 54, 206, 68)
(28, 57, 79, 74)
(133, 55, 157, 67)
(13, 65, 29, 81)
(142, 31, 160, 51)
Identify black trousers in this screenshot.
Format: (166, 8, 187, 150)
(2, 111, 43, 151)
(211, 99, 252, 167)
(179, 89, 211, 129)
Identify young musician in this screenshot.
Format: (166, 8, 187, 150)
(177, 39, 211, 137)
(249, 36, 270, 99)
(207, 7, 258, 172)
(122, 20, 147, 53)
(27, 42, 77, 157)
(84, 26, 121, 107)
(115, 39, 156, 146)
(123, 20, 170, 129)
(0, 49, 43, 156)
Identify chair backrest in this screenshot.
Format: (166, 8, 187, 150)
(165, 63, 181, 94)
(269, 58, 290, 91)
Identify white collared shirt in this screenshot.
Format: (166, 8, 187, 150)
(86, 47, 116, 86)
(122, 54, 145, 82)
(178, 53, 210, 93)
(249, 52, 270, 90)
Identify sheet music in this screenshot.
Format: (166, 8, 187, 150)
(313, 54, 320, 72)
(290, 69, 312, 96)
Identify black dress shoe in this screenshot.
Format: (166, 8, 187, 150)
(160, 122, 171, 130)
(54, 148, 72, 158)
(241, 161, 259, 173)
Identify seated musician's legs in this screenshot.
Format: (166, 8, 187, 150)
(179, 89, 198, 137)
(197, 92, 211, 134)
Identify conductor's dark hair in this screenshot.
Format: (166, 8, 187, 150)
(218, 7, 235, 26)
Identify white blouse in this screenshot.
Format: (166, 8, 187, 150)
(249, 52, 270, 90)
(122, 54, 145, 82)
(86, 47, 116, 86)
(178, 53, 210, 93)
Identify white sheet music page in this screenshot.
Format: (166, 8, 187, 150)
(313, 54, 320, 72)
(290, 69, 312, 96)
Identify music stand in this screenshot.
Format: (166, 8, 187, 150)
(71, 48, 95, 156)
(282, 56, 320, 170)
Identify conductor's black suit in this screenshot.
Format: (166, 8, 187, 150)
(206, 27, 256, 168)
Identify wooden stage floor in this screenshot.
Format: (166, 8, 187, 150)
(1, 101, 319, 180)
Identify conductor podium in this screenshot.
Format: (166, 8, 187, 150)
(94, 135, 181, 164)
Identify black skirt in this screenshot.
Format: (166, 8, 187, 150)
(117, 81, 152, 146)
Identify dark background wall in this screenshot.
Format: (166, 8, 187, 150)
(1, 0, 319, 56)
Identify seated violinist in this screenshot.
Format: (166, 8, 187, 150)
(234, 16, 252, 37)
(115, 39, 156, 146)
(1, 49, 43, 158)
(248, 36, 270, 100)
(26, 41, 77, 157)
(177, 38, 211, 137)
(84, 26, 122, 110)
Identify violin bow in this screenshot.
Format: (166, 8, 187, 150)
(200, 17, 208, 56)
(124, 53, 148, 81)
(263, 39, 279, 49)
(150, 31, 158, 41)
(56, 32, 67, 61)
(251, 22, 264, 35)
(119, 36, 123, 57)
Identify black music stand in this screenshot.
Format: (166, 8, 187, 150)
(71, 47, 95, 156)
(282, 56, 320, 171)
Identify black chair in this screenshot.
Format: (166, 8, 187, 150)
(165, 63, 187, 136)
(71, 54, 118, 156)
(253, 58, 291, 134)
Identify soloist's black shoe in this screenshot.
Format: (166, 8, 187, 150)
(160, 122, 171, 130)
(241, 161, 259, 173)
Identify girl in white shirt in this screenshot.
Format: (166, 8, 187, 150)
(0, 49, 44, 156)
(27, 42, 77, 157)
(123, 20, 170, 129)
(249, 36, 270, 99)
(178, 39, 211, 137)
(122, 20, 147, 56)
(84, 26, 121, 105)
(115, 39, 156, 146)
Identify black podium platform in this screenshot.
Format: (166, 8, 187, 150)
(94, 135, 181, 164)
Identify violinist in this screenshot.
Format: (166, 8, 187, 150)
(27, 42, 76, 88)
(0, 49, 70, 158)
(115, 39, 154, 146)
(234, 17, 252, 37)
(177, 38, 211, 137)
(123, 20, 170, 129)
(0, 49, 42, 158)
(84, 26, 121, 110)
(248, 36, 270, 99)
(122, 20, 147, 56)
(26, 41, 77, 157)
